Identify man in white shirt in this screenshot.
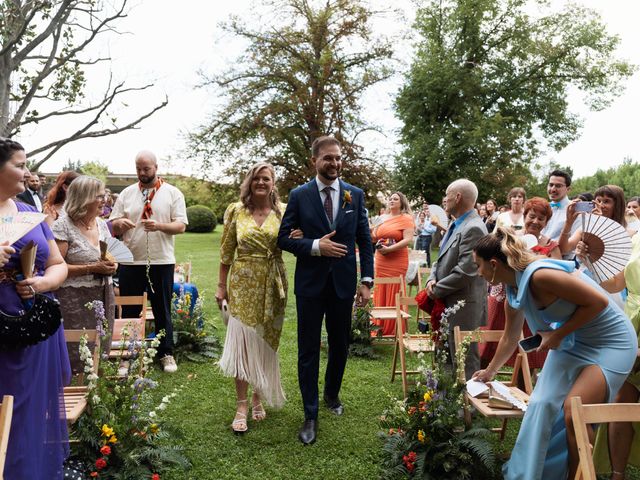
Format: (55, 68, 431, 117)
(110, 150, 188, 372)
(17, 173, 43, 211)
(541, 169, 575, 241)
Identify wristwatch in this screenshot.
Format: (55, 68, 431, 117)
(361, 280, 374, 289)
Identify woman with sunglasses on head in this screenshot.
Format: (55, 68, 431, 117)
(52, 175, 116, 374)
(0, 138, 70, 478)
(472, 227, 636, 480)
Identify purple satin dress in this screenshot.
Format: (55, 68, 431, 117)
(0, 201, 71, 479)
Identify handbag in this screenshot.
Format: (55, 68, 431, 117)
(221, 299, 230, 327)
(0, 294, 63, 350)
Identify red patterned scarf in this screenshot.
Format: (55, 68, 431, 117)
(139, 177, 163, 220)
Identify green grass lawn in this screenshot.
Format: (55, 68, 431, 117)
(150, 231, 639, 480)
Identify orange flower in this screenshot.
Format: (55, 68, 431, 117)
(90, 473, 98, 478)
(100, 445, 111, 456)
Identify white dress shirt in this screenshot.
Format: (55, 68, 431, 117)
(311, 176, 340, 255)
(29, 189, 42, 212)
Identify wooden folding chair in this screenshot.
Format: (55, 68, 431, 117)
(370, 276, 410, 342)
(0, 395, 13, 479)
(114, 293, 148, 320)
(109, 318, 146, 359)
(453, 326, 533, 439)
(571, 397, 640, 480)
(391, 293, 435, 398)
(63, 329, 100, 424)
(416, 266, 431, 327)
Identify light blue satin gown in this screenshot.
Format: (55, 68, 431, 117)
(503, 259, 637, 480)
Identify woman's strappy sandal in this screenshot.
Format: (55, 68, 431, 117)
(251, 401, 266, 422)
(231, 399, 248, 434)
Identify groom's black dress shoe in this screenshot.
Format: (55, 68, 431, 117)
(323, 395, 344, 416)
(298, 419, 318, 445)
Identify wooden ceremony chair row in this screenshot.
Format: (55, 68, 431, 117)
(0, 395, 13, 479)
(571, 396, 640, 480)
(453, 326, 533, 439)
(111, 293, 148, 359)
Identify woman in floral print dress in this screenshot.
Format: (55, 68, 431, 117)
(216, 162, 296, 434)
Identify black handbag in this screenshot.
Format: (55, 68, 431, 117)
(0, 294, 63, 350)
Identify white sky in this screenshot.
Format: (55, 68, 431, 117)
(22, 0, 640, 181)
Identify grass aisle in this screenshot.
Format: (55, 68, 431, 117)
(153, 232, 639, 480)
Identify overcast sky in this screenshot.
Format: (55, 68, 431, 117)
(23, 0, 640, 182)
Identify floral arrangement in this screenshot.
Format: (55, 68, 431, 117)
(71, 301, 190, 478)
(171, 290, 221, 362)
(342, 189, 352, 208)
(379, 301, 499, 479)
(349, 299, 378, 359)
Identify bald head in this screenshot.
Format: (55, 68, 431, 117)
(445, 178, 478, 217)
(135, 150, 158, 186)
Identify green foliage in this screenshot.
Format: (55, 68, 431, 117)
(571, 158, 640, 196)
(186, 205, 217, 233)
(71, 314, 190, 478)
(349, 300, 378, 359)
(80, 160, 110, 183)
(189, 0, 394, 198)
(171, 291, 222, 363)
(395, 0, 636, 204)
(169, 175, 237, 221)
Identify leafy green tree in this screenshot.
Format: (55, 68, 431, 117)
(80, 160, 109, 183)
(189, 0, 394, 198)
(0, 0, 167, 169)
(395, 0, 635, 203)
(169, 176, 238, 222)
(571, 158, 640, 197)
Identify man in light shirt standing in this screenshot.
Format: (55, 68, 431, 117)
(110, 150, 188, 373)
(541, 169, 573, 241)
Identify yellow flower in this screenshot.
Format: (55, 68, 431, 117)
(417, 429, 426, 443)
(101, 424, 114, 437)
(342, 190, 352, 208)
(423, 391, 433, 402)
(150, 423, 159, 434)
(108, 435, 118, 444)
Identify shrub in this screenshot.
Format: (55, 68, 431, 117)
(186, 205, 216, 233)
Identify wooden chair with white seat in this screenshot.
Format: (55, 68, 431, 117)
(391, 293, 436, 398)
(571, 397, 640, 480)
(63, 329, 100, 424)
(0, 395, 13, 479)
(453, 326, 533, 439)
(370, 275, 410, 342)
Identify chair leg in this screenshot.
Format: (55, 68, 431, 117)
(390, 340, 399, 383)
(463, 397, 472, 427)
(398, 340, 408, 398)
(500, 419, 508, 440)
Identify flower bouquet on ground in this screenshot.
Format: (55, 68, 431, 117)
(379, 301, 499, 479)
(71, 301, 191, 479)
(171, 291, 221, 363)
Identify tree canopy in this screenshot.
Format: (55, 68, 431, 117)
(394, 0, 635, 203)
(571, 158, 640, 197)
(189, 0, 395, 198)
(0, 0, 167, 169)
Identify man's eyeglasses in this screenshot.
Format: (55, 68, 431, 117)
(548, 182, 566, 189)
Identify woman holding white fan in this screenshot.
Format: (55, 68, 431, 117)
(52, 175, 117, 374)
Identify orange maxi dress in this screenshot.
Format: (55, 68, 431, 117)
(371, 214, 415, 336)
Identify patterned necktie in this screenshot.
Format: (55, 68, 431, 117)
(323, 186, 334, 223)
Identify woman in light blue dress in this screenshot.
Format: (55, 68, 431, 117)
(472, 227, 637, 480)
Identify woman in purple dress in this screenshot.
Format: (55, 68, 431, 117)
(0, 138, 70, 478)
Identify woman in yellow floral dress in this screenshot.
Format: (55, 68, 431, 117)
(216, 162, 294, 434)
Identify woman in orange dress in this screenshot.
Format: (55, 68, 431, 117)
(371, 192, 415, 336)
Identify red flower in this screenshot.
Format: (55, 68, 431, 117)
(152, 474, 160, 480)
(100, 445, 111, 456)
(90, 473, 98, 478)
(408, 406, 417, 415)
(402, 451, 418, 473)
(95, 458, 107, 470)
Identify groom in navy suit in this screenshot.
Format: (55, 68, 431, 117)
(278, 136, 374, 445)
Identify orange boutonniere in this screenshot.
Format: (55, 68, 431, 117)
(342, 190, 352, 208)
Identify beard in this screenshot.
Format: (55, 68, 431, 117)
(138, 174, 155, 185)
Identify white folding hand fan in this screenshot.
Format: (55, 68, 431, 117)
(0, 212, 47, 244)
(428, 204, 449, 229)
(580, 213, 632, 283)
(105, 236, 134, 262)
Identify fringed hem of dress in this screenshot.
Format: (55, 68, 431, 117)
(218, 314, 286, 408)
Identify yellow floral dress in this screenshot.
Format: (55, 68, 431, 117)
(217, 202, 288, 407)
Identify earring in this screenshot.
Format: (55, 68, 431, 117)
(489, 267, 497, 285)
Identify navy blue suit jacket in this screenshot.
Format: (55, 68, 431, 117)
(277, 179, 374, 300)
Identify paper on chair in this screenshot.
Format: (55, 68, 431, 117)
(466, 379, 489, 397)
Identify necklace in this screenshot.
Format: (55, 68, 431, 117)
(78, 218, 94, 230)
